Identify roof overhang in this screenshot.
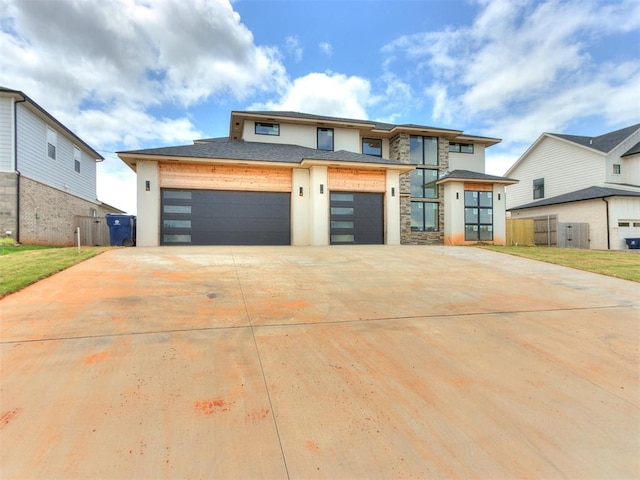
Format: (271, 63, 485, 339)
(437, 177, 518, 186)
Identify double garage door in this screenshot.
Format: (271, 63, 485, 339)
(161, 189, 383, 246)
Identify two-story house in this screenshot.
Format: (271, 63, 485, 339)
(0, 87, 121, 246)
(117, 111, 516, 247)
(505, 123, 640, 250)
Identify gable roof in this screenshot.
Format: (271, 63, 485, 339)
(550, 123, 640, 153)
(437, 169, 518, 185)
(508, 186, 640, 211)
(622, 140, 640, 157)
(117, 137, 411, 171)
(0, 86, 104, 160)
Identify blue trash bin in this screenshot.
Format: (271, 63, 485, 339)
(624, 238, 640, 250)
(106, 214, 136, 246)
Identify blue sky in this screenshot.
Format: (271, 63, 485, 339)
(1, 0, 639, 213)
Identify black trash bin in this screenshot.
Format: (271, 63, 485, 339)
(106, 214, 136, 246)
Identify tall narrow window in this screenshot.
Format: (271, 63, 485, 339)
(613, 164, 621, 175)
(317, 128, 334, 151)
(533, 178, 544, 199)
(47, 127, 57, 160)
(73, 146, 81, 173)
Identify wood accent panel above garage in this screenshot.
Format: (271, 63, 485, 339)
(328, 168, 386, 192)
(159, 163, 292, 192)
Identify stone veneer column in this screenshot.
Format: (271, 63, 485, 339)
(389, 133, 412, 244)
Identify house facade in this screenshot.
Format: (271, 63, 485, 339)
(0, 87, 121, 246)
(505, 124, 640, 250)
(118, 111, 515, 247)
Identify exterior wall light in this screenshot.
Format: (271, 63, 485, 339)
(391, 187, 395, 197)
(320, 184, 324, 194)
(299, 186, 303, 196)
(145, 180, 150, 191)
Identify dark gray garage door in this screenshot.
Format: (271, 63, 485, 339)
(161, 189, 291, 245)
(330, 192, 383, 245)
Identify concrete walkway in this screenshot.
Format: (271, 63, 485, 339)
(1, 246, 638, 479)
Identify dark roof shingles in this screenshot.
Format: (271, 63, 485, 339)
(509, 186, 640, 210)
(552, 123, 640, 153)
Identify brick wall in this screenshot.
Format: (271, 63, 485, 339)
(0, 172, 18, 238)
(389, 134, 449, 244)
(19, 176, 110, 246)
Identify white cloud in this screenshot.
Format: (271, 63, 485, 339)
(383, 0, 640, 146)
(250, 72, 377, 119)
(285, 36, 303, 62)
(319, 42, 333, 56)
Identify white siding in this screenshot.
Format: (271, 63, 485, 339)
(506, 136, 604, 209)
(620, 154, 640, 186)
(448, 145, 485, 172)
(16, 104, 96, 202)
(605, 127, 640, 186)
(0, 96, 13, 172)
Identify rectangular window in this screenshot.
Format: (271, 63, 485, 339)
(464, 190, 493, 241)
(163, 234, 191, 243)
(73, 147, 81, 173)
(613, 164, 621, 175)
(410, 169, 438, 199)
(255, 122, 279, 136)
(411, 202, 439, 232)
(449, 142, 474, 154)
(533, 178, 544, 199)
(163, 190, 192, 200)
(618, 221, 630, 227)
(317, 128, 334, 151)
(362, 138, 382, 157)
(163, 205, 191, 214)
(410, 136, 438, 165)
(47, 127, 57, 160)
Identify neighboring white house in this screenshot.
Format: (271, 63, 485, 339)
(118, 110, 516, 247)
(0, 87, 121, 246)
(505, 123, 640, 250)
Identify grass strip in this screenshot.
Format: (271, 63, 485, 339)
(0, 247, 110, 298)
(479, 245, 640, 283)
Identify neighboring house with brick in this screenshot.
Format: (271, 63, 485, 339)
(118, 110, 516, 247)
(0, 87, 122, 246)
(505, 123, 640, 250)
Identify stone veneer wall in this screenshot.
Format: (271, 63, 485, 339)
(389, 133, 449, 244)
(19, 176, 111, 246)
(0, 172, 18, 238)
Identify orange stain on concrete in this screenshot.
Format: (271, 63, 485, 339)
(84, 351, 109, 364)
(194, 398, 234, 415)
(306, 440, 319, 453)
(0, 408, 21, 429)
(246, 408, 270, 420)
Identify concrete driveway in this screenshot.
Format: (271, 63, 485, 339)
(0, 246, 638, 479)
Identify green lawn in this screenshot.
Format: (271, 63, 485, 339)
(479, 245, 640, 282)
(0, 246, 110, 298)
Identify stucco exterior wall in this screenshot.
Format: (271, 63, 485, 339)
(136, 160, 160, 247)
(448, 145, 485, 172)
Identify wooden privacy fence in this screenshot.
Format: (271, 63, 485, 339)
(507, 215, 558, 246)
(75, 216, 110, 246)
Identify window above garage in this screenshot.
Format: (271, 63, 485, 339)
(255, 122, 280, 136)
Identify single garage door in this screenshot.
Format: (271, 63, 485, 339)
(330, 192, 383, 245)
(161, 189, 291, 245)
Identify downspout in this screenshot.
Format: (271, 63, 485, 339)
(13, 95, 27, 244)
(602, 197, 610, 250)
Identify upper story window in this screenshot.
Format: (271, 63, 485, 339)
(410, 136, 438, 166)
(613, 164, 621, 175)
(317, 128, 334, 151)
(449, 142, 474, 154)
(533, 178, 544, 199)
(47, 127, 57, 160)
(362, 138, 382, 157)
(73, 146, 81, 173)
(255, 122, 279, 136)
